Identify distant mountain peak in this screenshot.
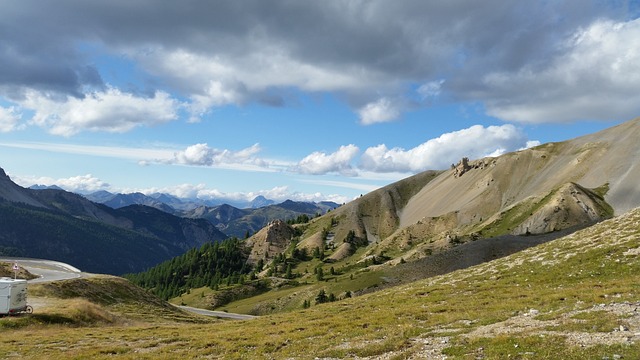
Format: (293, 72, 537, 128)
(29, 184, 64, 191)
(250, 195, 274, 208)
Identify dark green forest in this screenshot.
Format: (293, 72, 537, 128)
(0, 200, 183, 274)
(124, 237, 252, 300)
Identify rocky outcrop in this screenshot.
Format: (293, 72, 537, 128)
(245, 220, 296, 265)
(452, 157, 494, 178)
(511, 183, 612, 235)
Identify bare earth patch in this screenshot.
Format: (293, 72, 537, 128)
(466, 302, 640, 348)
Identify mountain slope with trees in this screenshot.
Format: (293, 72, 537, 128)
(124, 237, 251, 300)
(126, 117, 640, 316)
(0, 171, 228, 274)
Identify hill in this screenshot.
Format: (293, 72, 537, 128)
(2, 118, 640, 358)
(2, 207, 639, 358)
(296, 118, 640, 266)
(124, 117, 640, 317)
(0, 171, 227, 274)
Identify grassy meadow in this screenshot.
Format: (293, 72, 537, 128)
(1, 208, 639, 359)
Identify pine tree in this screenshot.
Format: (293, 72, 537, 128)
(315, 289, 328, 304)
(285, 263, 293, 279)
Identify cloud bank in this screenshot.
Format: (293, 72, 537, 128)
(23, 88, 179, 136)
(291, 124, 536, 175)
(1, 1, 638, 134)
(13, 174, 351, 205)
(360, 124, 533, 173)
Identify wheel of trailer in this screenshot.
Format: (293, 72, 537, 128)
(25, 305, 33, 314)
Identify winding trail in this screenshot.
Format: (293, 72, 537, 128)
(177, 305, 256, 320)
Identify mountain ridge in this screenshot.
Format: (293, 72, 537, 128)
(0, 175, 228, 274)
(201, 117, 640, 311)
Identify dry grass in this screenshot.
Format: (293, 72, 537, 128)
(0, 262, 38, 280)
(0, 208, 639, 359)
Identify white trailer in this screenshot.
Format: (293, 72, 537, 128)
(0, 278, 31, 315)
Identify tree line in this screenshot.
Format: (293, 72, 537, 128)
(124, 237, 252, 300)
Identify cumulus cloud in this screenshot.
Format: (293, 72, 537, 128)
(3, 1, 630, 126)
(168, 143, 268, 168)
(21, 88, 179, 136)
(0, 0, 637, 143)
(417, 80, 445, 99)
(358, 98, 402, 125)
(0, 106, 22, 132)
(291, 145, 359, 175)
(360, 124, 536, 172)
(468, 18, 640, 123)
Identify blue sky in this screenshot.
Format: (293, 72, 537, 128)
(1, 1, 639, 205)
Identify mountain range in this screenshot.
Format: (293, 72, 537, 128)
(124, 117, 640, 314)
(3, 117, 640, 359)
(303, 117, 640, 265)
(3, 117, 640, 284)
(1, 168, 339, 273)
(0, 171, 227, 274)
(80, 190, 277, 211)
(80, 189, 339, 238)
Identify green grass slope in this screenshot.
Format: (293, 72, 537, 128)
(1, 207, 638, 359)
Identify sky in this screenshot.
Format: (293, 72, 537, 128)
(1, 1, 639, 205)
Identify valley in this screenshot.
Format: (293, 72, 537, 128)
(1, 206, 639, 358)
(1, 118, 640, 358)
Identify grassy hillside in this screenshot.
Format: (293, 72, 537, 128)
(0, 276, 210, 332)
(2, 207, 639, 359)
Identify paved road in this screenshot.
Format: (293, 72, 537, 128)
(178, 305, 256, 320)
(0, 257, 83, 283)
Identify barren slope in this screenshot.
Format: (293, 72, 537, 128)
(401, 117, 640, 229)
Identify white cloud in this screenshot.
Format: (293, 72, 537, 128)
(21, 87, 180, 136)
(14, 173, 351, 205)
(358, 98, 402, 125)
(0, 141, 175, 161)
(3, 2, 636, 125)
(522, 140, 541, 150)
(292, 144, 359, 175)
(417, 79, 445, 99)
(170, 143, 268, 168)
(0, 106, 22, 132)
(480, 18, 640, 123)
(360, 124, 535, 172)
(15, 174, 110, 193)
(134, 47, 381, 122)
(142, 183, 209, 200)
(132, 184, 351, 205)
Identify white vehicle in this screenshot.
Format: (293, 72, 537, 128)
(0, 278, 32, 315)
